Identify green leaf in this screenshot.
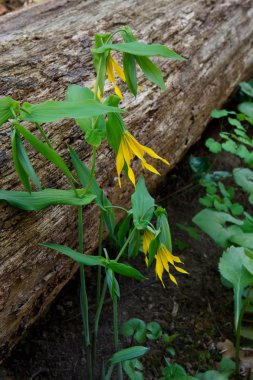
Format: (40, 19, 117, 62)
(197, 371, 230, 380)
(156, 210, 173, 250)
(128, 229, 141, 258)
(106, 268, 120, 299)
(115, 213, 132, 248)
(110, 346, 149, 364)
(93, 34, 110, 96)
(109, 261, 145, 281)
(132, 177, 155, 230)
(66, 84, 94, 103)
(68, 146, 115, 235)
(161, 359, 196, 380)
(229, 226, 253, 250)
(41, 243, 105, 266)
(92, 42, 185, 60)
(240, 326, 253, 340)
(228, 117, 245, 130)
(240, 82, 253, 97)
(211, 109, 234, 118)
(0, 189, 96, 211)
(105, 96, 124, 153)
(233, 168, 253, 204)
(219, 246, 253, 328)
(193, 209, 243, 248)
(15, 133, 42, 190)
(177, 223, 201, 241)
(199, 195, 213, 208)
(136, 56, 166, 90)
(221, 140, 237, 154)
(121, 318, 147, 344)
(13, 121, 75, 183)
(230, 203, 244, 216)
(11, 128, 31, 193)
(0, 96, 19, 126)
(20, 100, 122, 123)
(66, 85, 107, 146)
(66, 84, 93, 133)
(197, 358, 235, 380)
(146, 321, 162, 340)
(147, 231, 160, 268)
(122, 359, 144, 380)
(205, 138, 222, 154)
(238, 102, 253, 119)
(189, 156, 210, 175)
(123, 52, 137, 96)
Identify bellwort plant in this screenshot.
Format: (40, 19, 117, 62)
(0, 26, 187, 379)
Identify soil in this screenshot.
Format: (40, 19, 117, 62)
(0, 119, 242, 380)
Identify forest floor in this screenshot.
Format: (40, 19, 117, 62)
(0, 118, 239, 379)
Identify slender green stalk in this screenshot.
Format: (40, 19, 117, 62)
(83, 146, 97, 195)
(96, 213, 104, 307)
(113, 295, 123, 380)
(78, 206, 93, 380)
(93, 278, 107, 372)
(235, 287, 251, 374)
(105, 365, 114, 380)
(115, 227, 136, 262)
(35, 122, 53, 149)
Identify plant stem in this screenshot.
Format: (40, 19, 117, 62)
(35, 123, 53, 149)
(235, 287, 251, 375)
(113, 295, 123, 380)
(96, 213, 104, 307)
(93, 278, 107, 373)
(105, 365, 114, 380)
(115, 227, 136, 262)
(83, 146, 97, 195)
(78, 206, 93, 380)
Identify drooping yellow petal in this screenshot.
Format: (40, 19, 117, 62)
(120, 137, 136, 186)
(93, 81, 102, 101)
(172, 255, 183, 264)
(125, 133, 145, 160)
(121, 138, 133, 167)
(160, 250, 170, 274)
(143, 229, 155, 254)
(143, 145, 170, 166)
(169, 273, 178, 285)
(162, 245, 175, 265)
(141, 160, 160, 175)
(155, 253, 165, 287)
(114, 84, 123, 100)
(115, 130, 169, 188)
(116, 141, 125, 188)
(174, 266, 189, 274)
(111, 56, 126, 82)
(127, 165, 136, 187)
(107, 56, 115, 83)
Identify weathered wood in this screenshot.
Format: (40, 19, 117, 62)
(0, 0, 253, 360)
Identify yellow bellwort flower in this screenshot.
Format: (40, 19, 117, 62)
(107, 55, 126, 100)
(155, 244, 188, 287)
(143, 229, 155, 265)
(142, 229, 188, 287)
(116, 131, 170, 187)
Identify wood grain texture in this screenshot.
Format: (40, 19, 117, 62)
(0, 0, 253, 360)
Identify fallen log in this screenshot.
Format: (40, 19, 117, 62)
(0, 0, 253, 361)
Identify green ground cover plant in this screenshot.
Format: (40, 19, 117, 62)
(164, 80, 253, 380)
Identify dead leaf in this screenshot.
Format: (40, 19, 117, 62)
(0, 4, 7, 15)
(217, 339, 236, 359)
(217, 339, 253, 372)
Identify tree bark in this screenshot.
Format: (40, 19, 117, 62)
(0, 0, 253, 360)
